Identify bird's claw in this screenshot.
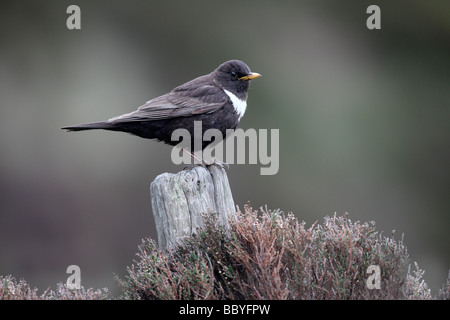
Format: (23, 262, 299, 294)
(182, 159, 229, 171)
(202, 159, 229, 170)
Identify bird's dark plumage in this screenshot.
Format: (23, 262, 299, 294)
(62, 60, 260, 151)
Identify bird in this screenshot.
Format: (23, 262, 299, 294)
(62, 60, 261, 157)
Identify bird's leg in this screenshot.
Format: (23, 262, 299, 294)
(182, 148, 206, 170)
(183, 148, 204, 164)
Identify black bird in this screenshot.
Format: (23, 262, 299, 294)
(62, 60, 260, 153)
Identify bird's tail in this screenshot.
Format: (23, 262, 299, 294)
(61, 121, 115, 132)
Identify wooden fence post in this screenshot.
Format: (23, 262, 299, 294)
(150, 165, 236, 251)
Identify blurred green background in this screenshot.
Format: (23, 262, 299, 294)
(0, 0, 449, 296)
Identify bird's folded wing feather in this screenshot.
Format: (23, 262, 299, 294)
(108, 85, 227, 123)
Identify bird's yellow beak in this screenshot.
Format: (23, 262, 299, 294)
(239, 72, 261, 81)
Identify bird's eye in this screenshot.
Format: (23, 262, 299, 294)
(231, 71, 237, 78)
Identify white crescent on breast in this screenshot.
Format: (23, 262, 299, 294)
(223, 89, 247, 121)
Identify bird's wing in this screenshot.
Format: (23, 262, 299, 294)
(109, 85, 227, 123)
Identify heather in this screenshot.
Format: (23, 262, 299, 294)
(1, 206, 448, 300)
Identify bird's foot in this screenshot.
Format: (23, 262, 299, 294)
(182, 159, 229, 171)
(202, 158, 229, 170)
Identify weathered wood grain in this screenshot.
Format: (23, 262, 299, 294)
(150, 165, 236, 251)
